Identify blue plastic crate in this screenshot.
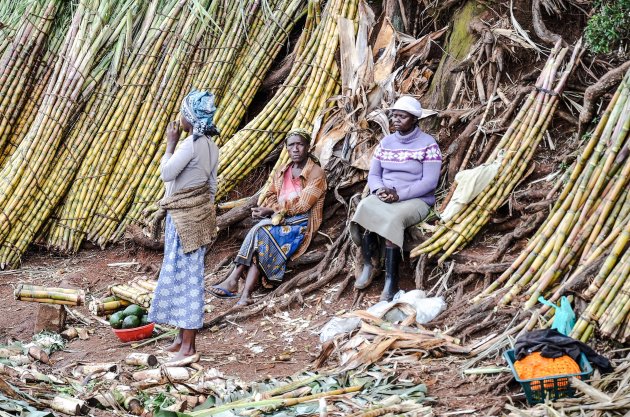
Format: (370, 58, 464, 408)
(503, 349, 593, 405)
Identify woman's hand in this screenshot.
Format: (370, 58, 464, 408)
(251, 206, 275, 219)
(166, 120, 182, 153)
(376, 187, 399, 203)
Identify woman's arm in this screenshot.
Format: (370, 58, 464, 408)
(285, 173, 326, 216)
(207, 142, 219, 200)
(396, 161, 441, 201)
(160, 137, 194, 182)
(259, 171, 282, 212)
(367, 147, 385, 193)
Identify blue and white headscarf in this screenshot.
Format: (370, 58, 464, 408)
(181, 90, 217, 139)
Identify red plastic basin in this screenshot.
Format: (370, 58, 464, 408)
(113, 322, 155, 342)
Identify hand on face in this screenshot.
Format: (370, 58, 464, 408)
(166, 120, 182, 145)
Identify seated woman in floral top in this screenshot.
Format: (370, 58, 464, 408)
(350, 96, 441, 301)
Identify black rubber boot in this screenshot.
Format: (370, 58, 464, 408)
(380, 247, 401, 301)
(354, 232, 380, 289)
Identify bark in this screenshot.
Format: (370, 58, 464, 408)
(579, 61, 630, 136)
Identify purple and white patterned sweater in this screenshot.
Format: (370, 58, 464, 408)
(368, 127, 442, 205)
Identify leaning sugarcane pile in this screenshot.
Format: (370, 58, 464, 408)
(0, 0, 149, 267)
(14, 284, 85, 306)
(474, 69, 630, 343)
(410, 40, 583, 263)
(0, 0, 311, 267)
(219, 0, 357, 200)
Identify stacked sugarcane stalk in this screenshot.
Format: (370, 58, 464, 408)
(474, 68, 630, 343)
(112, 0, 307, 237)
(190, 0, 259, 106)
(108, 278, 157, 309)
(212, 0, 307, 142)
(0, 0, 147, 268)
(410, 40, 583, 263)
(44, 0, 193, 254)
(88, 295, 130, 316)
(0, 0, 61, 158)
(218, 0, 355, 200)
(15, 284, 85, 306)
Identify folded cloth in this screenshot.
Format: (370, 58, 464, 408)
(514, 329, 613, 374)
(151, 183, 216, 253)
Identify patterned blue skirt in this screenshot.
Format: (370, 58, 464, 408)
(235, 214, 308, 284)
(148, 214, 206, 329)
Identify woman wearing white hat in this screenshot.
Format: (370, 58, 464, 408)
(350, 95, 441, 301)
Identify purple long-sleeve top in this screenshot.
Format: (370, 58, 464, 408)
(368, 127, 442, 205)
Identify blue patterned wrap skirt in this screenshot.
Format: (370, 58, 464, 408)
(235, 214, 308, 284)
(148, 214, 207, 329)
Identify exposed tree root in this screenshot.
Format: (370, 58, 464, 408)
(579, 60, 630, 136)
(532, 0, 564, 46)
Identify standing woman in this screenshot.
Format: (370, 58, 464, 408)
(351, 96, 441, 301)
(148, 90, 220, 360)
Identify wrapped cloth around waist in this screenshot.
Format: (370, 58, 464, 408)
(152, 184, 216, 253)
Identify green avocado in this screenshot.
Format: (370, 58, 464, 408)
(109, 311, 125, 329)
(122, 304, 145, 318)
(140, 314, 150, 326)
(122, 315, 141, 329)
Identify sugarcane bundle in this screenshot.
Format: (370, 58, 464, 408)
(0, 0, 149, 268)
(410, 40, 583, 263)
(14, 284, 85, 306)
(0, 0, 61, 157)
(473, 69, 630, 316)
(84, 1, 214, 248)
(88, 295, 131, 316)
(117, 0, 323, 234)
(216, 0, 357, 200)
(43, 0, 191, 254)
(571, 248, 629, 342)
(112, 0, 308, 236)
(109, 284, 153, 309)
(212, 0, 307, 142)
(190, 0, 259, 105)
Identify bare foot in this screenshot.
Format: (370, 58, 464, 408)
(165, 333, 182, 352)
(170, 349, 196, 362)
(236, 298, 253, 306)
(165, 341, 181, 353)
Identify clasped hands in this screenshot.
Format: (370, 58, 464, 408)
(376, 187, 399, 203)
(251, 206, 275, 219)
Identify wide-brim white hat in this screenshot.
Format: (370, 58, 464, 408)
(387, 95, 437, 119)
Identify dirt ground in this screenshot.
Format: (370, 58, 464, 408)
(0, 239, 520, 415)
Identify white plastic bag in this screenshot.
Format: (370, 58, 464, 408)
(319, 290, 446, 343)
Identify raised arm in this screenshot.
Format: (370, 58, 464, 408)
(160, 137, 194, 182)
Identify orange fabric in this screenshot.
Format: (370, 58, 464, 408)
(514, 352, 581, 390)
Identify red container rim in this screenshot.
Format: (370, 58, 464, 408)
(113, 322, 154, 334)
